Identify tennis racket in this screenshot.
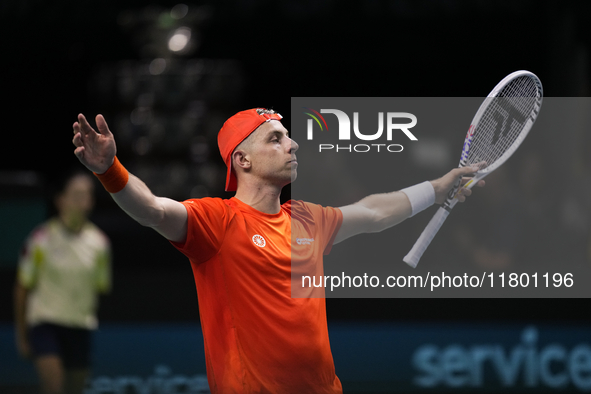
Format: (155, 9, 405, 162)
(403, 70, 543, 268)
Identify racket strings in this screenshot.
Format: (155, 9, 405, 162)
(467, 76, 541, 169)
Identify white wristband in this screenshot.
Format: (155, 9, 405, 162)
(400, 181, 435, 217)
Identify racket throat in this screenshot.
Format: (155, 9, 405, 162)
(441, 202, 455, 212)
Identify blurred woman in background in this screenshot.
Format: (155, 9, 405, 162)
(14, 172, 111, 394)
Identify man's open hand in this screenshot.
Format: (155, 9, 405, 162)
(72, 114, 117, 174)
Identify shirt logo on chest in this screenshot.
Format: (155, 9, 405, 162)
(252, 234, 266, 248)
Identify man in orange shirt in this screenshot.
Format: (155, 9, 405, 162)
(72, 108, 481, 393)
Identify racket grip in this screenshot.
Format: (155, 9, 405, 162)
(403, 207, 450, 268)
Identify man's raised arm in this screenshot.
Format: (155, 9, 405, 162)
(334, 167, 484, 244)
(72, 114, 188, 243)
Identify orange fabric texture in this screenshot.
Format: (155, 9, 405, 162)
(170, 197, 343, 394)
(93, 156, 129, 193)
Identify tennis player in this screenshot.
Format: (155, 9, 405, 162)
(72, 108, 481, 394)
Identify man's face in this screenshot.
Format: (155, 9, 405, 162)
(236, 120, 299, 188)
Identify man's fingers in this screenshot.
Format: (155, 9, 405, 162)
(95, 114, 113, 137)
(455, 188, 468, 202)
(73, 132, 83, 147)
(78, 113, 95, 136)
(453, 166, 478, 177)
(455, 179, 485, 203)
(74, 146, 85, 158)
(460, 176, 477, 186)
(459, 188, 472, 197)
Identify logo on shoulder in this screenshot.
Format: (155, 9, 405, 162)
(296, 237, 315, 245)
(252, 234, 266, 248)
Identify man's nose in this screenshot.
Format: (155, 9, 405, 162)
(289, 138, 299, 152)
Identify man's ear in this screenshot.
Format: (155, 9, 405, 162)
(232, 150, 251, 171)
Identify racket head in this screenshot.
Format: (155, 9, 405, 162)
(464, 70, 543, 172)
(443, 70, 543, 209)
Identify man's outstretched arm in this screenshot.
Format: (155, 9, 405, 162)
(334, 167, 484, 244)
(72, 114, 188, 243)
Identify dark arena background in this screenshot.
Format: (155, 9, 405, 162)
(1, 0, 591, 393)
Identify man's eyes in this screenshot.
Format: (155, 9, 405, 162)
(270, 133, 289, 142)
